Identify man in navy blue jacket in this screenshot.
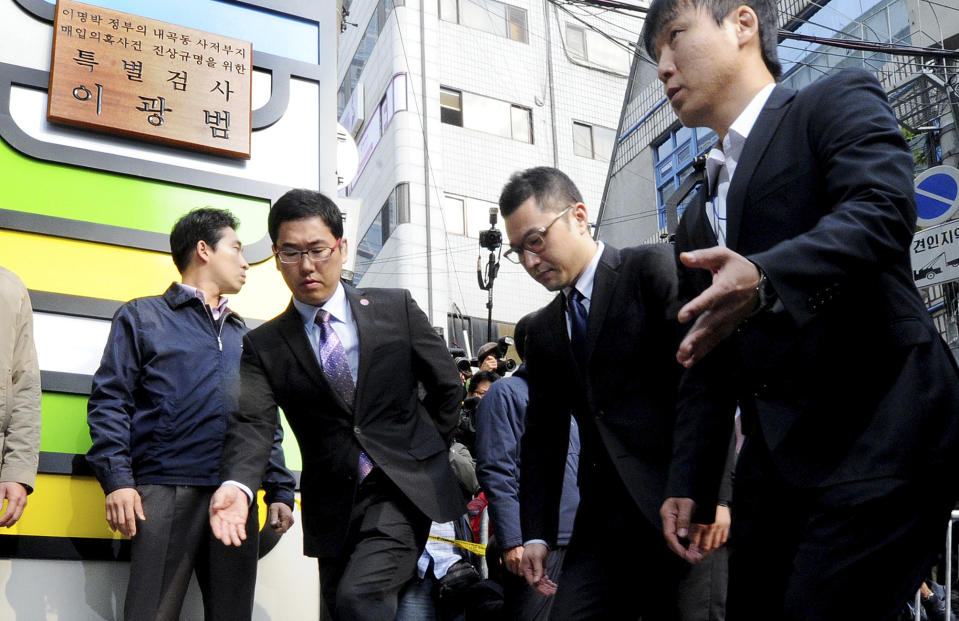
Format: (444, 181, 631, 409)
(475, 313, 580, 620)
(87, 208, 296, 621)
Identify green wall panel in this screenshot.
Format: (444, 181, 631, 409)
(40, 392, 91, 454)
(40, 392, 304, 471)
(0, 137, 268, 244)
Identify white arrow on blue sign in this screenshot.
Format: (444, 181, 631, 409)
(915, 165, 959, 227)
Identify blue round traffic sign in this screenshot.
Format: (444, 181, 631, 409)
(915, 166, 959, 227)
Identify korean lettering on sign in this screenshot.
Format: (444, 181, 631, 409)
(912, 225, 959, 256)
(910, 221, 959, 285)
(48, 0, 252, 158)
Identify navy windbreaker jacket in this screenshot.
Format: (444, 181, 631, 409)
(86, 284, 294, 506)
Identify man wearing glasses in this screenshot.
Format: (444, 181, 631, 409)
(498, 167, 724, 619)
(208, 189, 465, 620)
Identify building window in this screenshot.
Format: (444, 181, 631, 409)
(338, 0, 405, 116)
(351, 74, 409, 192)
(564, 23, 631, 75)
(440, 87, 463, 126)
(779, 0, 909, 90)
(652, 125, 716, 229)
(441, 86, 532, 143)
(444, 194, 467, 235)
(511, 105, 531, 143)
(440, 0, 528, 43)
(353, 183, 410, 284)
(572, 121, 615, 161)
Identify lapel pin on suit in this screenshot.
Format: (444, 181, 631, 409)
(360, 298, 370, 306)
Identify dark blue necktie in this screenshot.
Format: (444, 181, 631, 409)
(316, 310, 373, 481)
(567, 289, 588, 362)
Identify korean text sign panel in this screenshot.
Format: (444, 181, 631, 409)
(48, 0, 252, 159)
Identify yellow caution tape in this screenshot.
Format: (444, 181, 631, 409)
(428, 534, 486, 556)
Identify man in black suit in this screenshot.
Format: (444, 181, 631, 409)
(498, 167, 721, 619)
(208, 189, 465, 620)
(642, 1, 959, 618)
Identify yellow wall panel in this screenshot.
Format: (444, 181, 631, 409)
(0, 474, 284, 539)
(0, 475, 122, 539)
(0, 231, 291, 320)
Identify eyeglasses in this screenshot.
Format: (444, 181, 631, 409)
(275, 238, 342, 264)
(503, 205, 573, 264)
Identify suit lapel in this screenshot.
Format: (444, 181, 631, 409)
(542, 294, 579, 374)
(277, 301, 324, 379)
(725, 85, 795, 251)
(584, 245, 621, 362)
(343, 282, 375, 410)
(277, 298, 352, 414)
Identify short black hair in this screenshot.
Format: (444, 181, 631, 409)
(268, 189, 344, 244)
(513, 312, 534, 362)
(469, 370, 501, 394)
(641, 0, 781, 79)
(499, 167, 584, 218)
(169, 207, 240, 274)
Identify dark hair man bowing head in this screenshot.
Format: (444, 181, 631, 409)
(642, 0, 959, 619)
(498, 167, 702, 620)
(208, 189, 465, 621)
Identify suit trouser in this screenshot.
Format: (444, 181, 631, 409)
(678, 544, 728, 621)
(726, 435, 953, 621)
(318, 469, 432, 621)
(501, 546, 566, 621)
(124, 484, 259, 621)
(550, 474, 689, 621)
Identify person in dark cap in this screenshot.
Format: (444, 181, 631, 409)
(475, 342, 500, 373)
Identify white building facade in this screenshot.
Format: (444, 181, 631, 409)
(337, 0, 637, 349)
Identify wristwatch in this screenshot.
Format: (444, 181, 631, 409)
(752, 264, 777, 315)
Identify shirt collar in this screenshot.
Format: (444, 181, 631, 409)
(176, 283, 229, 317)
(706, 82, 776, 193)
(564, 241, 605, 302)
(725, 82, 776, 154)
(292, 281, 349, 326)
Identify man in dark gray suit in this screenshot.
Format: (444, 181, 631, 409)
(498, 167, 727, 620)
(208, 189, 465, 620)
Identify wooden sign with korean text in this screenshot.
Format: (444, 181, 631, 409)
(48, 0, 252, 159)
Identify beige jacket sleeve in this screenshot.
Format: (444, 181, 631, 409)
(0, 267, 41, 492)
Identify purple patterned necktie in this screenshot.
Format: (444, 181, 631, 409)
(315, 310, 355, 407)
(316, 310, 373, 481)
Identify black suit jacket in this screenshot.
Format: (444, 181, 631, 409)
(668, 69, 959, 503)
(220, 283, 465, 557)
(520, 244, 708, 543)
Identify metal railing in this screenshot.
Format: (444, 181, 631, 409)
(914, 509, 959, 621)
